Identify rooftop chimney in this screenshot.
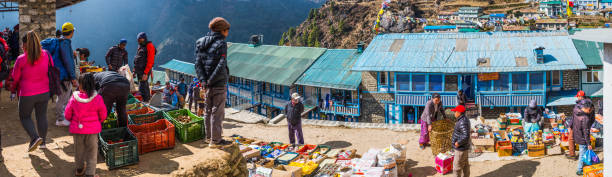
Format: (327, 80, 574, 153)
(249, 35, 263, 47)
(534, 46, 545, 64)
(357, 41, 365, 53)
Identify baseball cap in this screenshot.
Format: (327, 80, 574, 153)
(291, 93, 301, 100)
(119, 38, 127, 44)
(576, 90, 585, 98)
(61, 22, 75, 33)
(451, 105, 466, 113)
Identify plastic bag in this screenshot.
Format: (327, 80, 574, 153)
(582, 150, 601, 166)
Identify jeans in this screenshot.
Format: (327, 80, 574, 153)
(56, 81, 72, 121)
(577, 144, 588, 173)
(100, 82, 130, 127)
(19, 92, 50, 143)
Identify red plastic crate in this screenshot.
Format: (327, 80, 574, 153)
(127, 106, 155, 115)
(296, 144, 318, 155)
(127, 119, 175, 154)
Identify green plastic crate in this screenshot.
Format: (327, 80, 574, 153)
(128, 112, 168, 125)
(165, 109, 204, 143)
(99, 127, 139, 170)
(102, 113, 118, 130)
(127, 98, 140, 105)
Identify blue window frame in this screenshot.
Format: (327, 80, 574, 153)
(478, 80, 492, 91)
(429, 75, 443, 91)
(530, 72, 544, 90)
(444, 75, 459, 91)
(493, 73, 509, 91)
(512, 73, 528, 91)
(397, 74, 411, 91)
(412, 74, 426, 91)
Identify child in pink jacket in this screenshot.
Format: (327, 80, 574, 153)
(65, 73, 107, 177)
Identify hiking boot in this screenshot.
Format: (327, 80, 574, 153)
(56, 120, 70, 127)
(210, 140, 232, 148)
(28, 138, 43, 152)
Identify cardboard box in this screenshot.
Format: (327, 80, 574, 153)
(273, 165, 302, 177)
(583, 163, 603, 177)
(498, 146, 512, 157)
(243, 149, 261, 159)
(474, 145, 495, 152)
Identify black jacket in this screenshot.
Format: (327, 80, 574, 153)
(93, 71, 130, 90)
(285, 102, 304, 126)
(105, 45, 128, 70)
(195, 32, 229, 88)
(457, 93, 466, 106)
(523, 107, 542, 123)
(452, 114, 471, 151)
(572, 106, 594, 145)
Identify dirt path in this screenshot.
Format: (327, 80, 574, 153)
(0, 91, 590, 177)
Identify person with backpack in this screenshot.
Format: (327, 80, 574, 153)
(93, 71, 130, 127)
(105, 39, 128, 72)
(195, 17, 231, 147)
(11, 31, 52, 152)
(41, 22, 78, 127)
(64, 73, 107, 177)
(178, 77, 187, 100)
(133, 32, 155, 103)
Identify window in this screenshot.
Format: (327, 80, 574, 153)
(389, 72, 395, 87)
(397, 75, 411, 91)
(379, 72, 388, 85)
(583, 70, 602, 83)
(429, 75, 443, 91)
(478, 80, 492, 91)
(512, 73, 528, 91)
(412, 75, 426, 91)
(493, 74, 509, 91)
(529, 73, 544, 90)
(444, 75, 458, 91)
(551, 71, 561, 85)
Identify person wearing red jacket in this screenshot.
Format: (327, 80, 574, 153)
(133, 32, 155, 102)
(0, 37, 9, 90)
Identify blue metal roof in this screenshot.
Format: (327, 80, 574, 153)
(296, 49, 362, 90)
(352, 31, 587, 73)
(547, 90, 578, 106)
(424, 25, 456, 30)
(489, 14, 506, 18)
(159, 59, 196, 77)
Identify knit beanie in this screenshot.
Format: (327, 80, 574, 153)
(209, 17, 230, 32)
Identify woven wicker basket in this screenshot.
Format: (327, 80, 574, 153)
(431, 119, 455, 156)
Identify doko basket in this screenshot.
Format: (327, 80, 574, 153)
(128, 119, 175, 154)
(99, 127, 139, 170)
(129, 111, 168, 125)
(165, 109, 205, 143)
(430, 119, 455, 156)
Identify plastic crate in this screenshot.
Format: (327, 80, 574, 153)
(127, 98, 140, 105)
(317, 145, 331, 154)
(102, 113, 118, 130)
(128, 119, 175, 154)
(498, 145, 512, 157)
(165, 109, 204, 143)
(99, 128, 139, 170)
(296, 144, 318, 155)
(512, 142, 527, 155)
(275, 152, 300, 165)
(129, 112, 168, 125)
(127, 106, 155, 116)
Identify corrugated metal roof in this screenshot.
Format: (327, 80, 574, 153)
(352, 31, 586, 73)
(490, 14, 506, 18)
(159, 59, 197, 77)
(547, 90, 578, 106)
(296, 49, 362, 90)
(227, 43, 326, 86)
(603, 0, 612, 3)
(459, 7, 481, 10)
(149, 70, 169, 85)
(536, 19, 568, 24)
(572, 39, 603, 66)
(424, 25, 456, 30)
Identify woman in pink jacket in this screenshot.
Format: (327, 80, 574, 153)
(11, 31, 51, 152)
(64, 73, 107, 177)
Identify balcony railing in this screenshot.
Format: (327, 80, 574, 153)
(320, 104, 360, 116)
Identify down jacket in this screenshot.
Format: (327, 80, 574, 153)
(64, 91, 108, 134)
(452, 114, 471, 151)
(194, 32, 229, 88)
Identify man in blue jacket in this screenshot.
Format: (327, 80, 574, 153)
(54, 22, 77, 127)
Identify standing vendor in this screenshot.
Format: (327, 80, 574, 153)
(419, 93, 446, 150)
(523, 99, 542, 137)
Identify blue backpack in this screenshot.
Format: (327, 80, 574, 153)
(41, 38, 61, 63)
(40, 38, 67, 94)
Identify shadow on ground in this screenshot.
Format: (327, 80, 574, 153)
(478, 160, 540, 177)
(223, 123, 244, 129)
(322, 140, 352, 149)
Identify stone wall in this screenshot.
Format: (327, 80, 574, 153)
(556, 105, 574, 117)
(361, 71, 378, 92)
(563, 70, 580, 90)
(480, 107, 508, 119)
(19, 0, 56, 41)
(361, 92, 393, 123)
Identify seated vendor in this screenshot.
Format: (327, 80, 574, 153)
(524, 99, 542, 137)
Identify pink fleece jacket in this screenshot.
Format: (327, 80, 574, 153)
(11, 50, 52, 96)
(65, 91, 108, 134)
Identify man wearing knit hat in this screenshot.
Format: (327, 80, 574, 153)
(105, 38, 128, 72)
(133, 32, 156, 103)
(195, 17, 231, 147)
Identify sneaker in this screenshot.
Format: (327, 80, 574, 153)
(56, 120, 70, 127)
(28, 138, 43, 152)
(39, 143, 47, 150)
(576, 171, 583, 176)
